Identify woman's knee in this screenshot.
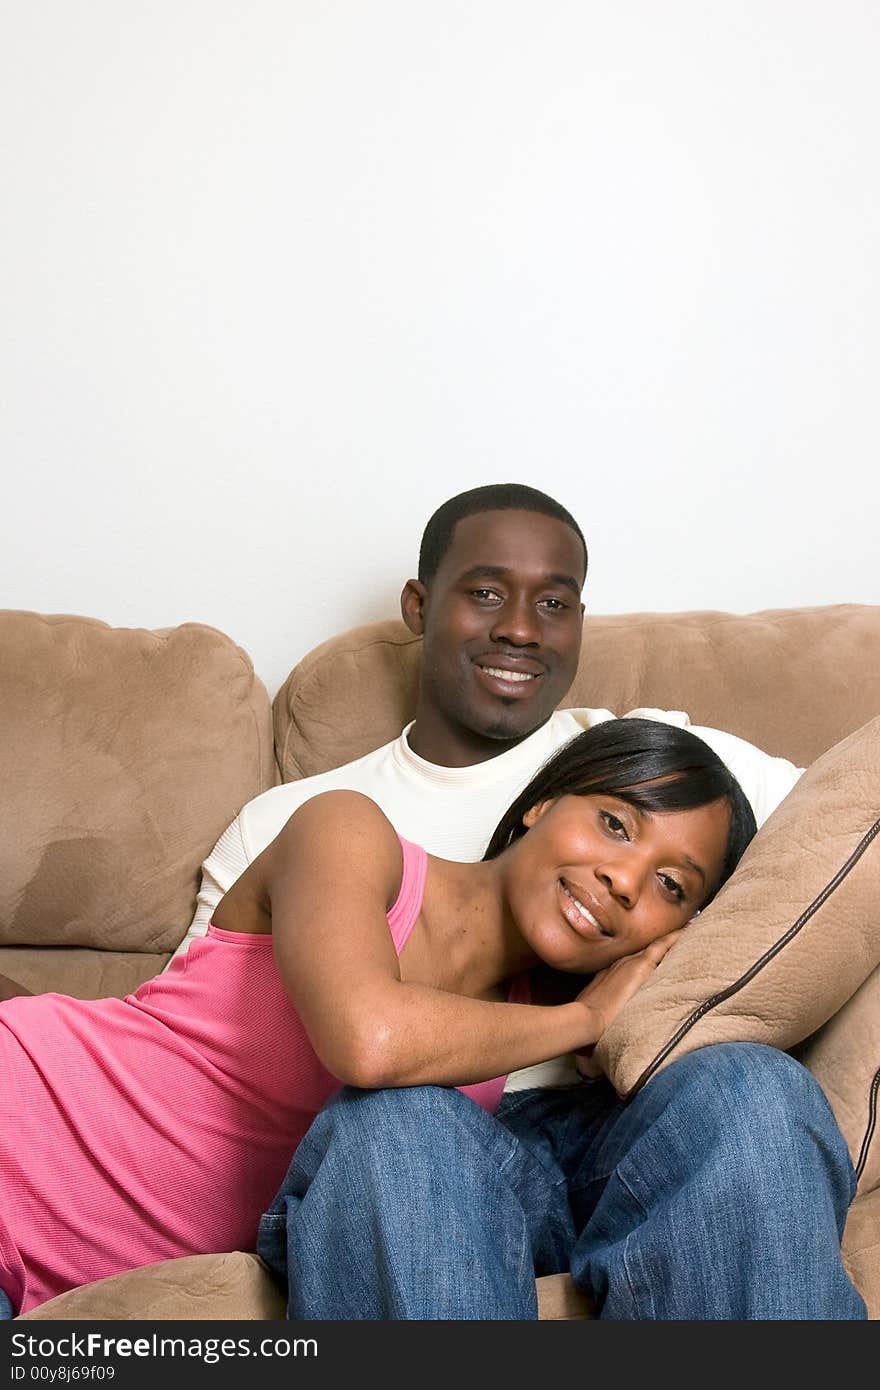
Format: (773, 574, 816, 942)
(650, 1043, 850, 1164)
(662, 1042, 822, 1108)
(307, 1084, 480, 1160)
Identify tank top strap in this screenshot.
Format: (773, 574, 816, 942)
(386, 836, 429, 954)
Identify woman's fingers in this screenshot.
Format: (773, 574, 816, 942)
(577, 928, 684, 1035)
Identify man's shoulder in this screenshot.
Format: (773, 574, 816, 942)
(660, 719, 804, 826)
(237, 735, 403, 849)
(244, 737, 401, 813)
(559, 707, 803, 826)
(548, 706, 617, 739)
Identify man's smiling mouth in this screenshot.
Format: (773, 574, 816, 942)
(480, 666, 537, 683)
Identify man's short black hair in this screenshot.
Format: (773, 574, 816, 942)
(417, 483, 588, 585)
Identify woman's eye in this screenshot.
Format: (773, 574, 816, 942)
(600, 810, 629, 838)
(658, 873, 686, 902)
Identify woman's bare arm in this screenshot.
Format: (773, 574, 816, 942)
(264, 791, 618, 1089)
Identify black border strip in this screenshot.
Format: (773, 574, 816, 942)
(625, 815, 880, 1100)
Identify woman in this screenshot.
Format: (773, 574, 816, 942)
(0, 719, 756, 1315)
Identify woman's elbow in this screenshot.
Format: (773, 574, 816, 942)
(326, 1021, 406, 1091)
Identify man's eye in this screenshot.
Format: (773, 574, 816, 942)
(658, 873, 686, 902)
(539, 598, 567, 612)
(600, 810, 629, 839)
(470, 589, 502, 603)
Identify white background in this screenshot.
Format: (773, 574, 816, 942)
(2, 2, 877, 698)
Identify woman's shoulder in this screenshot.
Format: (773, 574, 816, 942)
(254, 788, 407, 913)
(271, 788, 404, 879)
(283, 787, 397, 837)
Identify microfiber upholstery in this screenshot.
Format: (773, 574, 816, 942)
(596, 716, 880, 1197)
(274, 620, 421, 781)
(16, 1253, 285, 1321)
(565, 605, 880, 769)
(0, 612, 276, 978)
(795, 966, 880, 1193)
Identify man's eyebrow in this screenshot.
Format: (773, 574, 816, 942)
(457, 565, 582, 596)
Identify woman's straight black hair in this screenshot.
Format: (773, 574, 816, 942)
(483, 718, 757, 907)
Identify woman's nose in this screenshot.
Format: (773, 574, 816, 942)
(596, 860, 641, 908)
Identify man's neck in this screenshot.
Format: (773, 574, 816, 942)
(406, 712, 549, 769)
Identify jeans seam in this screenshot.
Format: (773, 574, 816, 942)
(494, 1121, 572, 1278)
(615, 1169, 655, 1320)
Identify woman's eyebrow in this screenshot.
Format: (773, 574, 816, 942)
(626, 804, 707, 884)
(680, 855, 706, 885)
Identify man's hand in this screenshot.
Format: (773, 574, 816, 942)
(573, 931, 682, 1078)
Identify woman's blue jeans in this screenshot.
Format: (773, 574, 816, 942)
(256, 1043, 866, 1320)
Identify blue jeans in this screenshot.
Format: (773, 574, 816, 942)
(257, 1043, 866, 1319)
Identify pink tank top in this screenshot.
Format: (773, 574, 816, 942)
(0, 837, 528, 1314)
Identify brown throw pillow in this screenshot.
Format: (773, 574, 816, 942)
(597, 716, 880, 1192)
(794, 965, 880, 1194)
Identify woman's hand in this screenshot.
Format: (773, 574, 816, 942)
(573, 930, 682, 1078)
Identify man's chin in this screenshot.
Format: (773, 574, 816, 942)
(476, 708, 554, 743)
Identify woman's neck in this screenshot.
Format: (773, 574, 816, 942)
(415, 854, 538, 996)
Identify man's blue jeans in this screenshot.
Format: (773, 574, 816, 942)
(256, 1043, 866, 1319)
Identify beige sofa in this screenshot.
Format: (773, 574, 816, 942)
(2, 604, 878, 1320)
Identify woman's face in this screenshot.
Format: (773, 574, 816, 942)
(506, 791, 731, 974)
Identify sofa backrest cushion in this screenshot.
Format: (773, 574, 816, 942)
(274, 605, 880, 780)
(0, 612, 277, 954)
(595, 715, 880, 1191)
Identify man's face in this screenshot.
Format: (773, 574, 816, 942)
(402, 509, 585, 763)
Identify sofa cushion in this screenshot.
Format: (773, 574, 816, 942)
(567, 605, 880, 769)
(795, 964, 880, 1194)
(0, 612, 277, 959)
(16, 1255, 589, 1322)
(596, 715, 880, 1194)
(841, 1187, 880, 1319)
(0, 947, 167, 1000)
(275, 619, 421, 780)
(16, 1252, 285, 1321)
(274, 606, 880, 780)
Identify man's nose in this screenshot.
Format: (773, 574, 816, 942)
(489, 597, 541, 647)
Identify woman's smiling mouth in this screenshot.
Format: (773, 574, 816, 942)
(558, 879, 612, 938)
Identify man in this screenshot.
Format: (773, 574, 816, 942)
(183, 483, 864, 1319)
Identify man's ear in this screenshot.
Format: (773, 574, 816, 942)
(401, 579, 428, 635)
(522, 799, 555, 829)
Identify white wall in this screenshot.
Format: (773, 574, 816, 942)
(2, 2, 877, 698)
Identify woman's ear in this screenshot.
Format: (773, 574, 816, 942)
(522, 799, 555, 829)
